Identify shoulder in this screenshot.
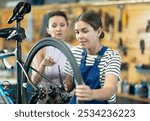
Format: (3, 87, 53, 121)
(105, 47, 121, 59)
(71, 45, 84, 54)
(64, 42, 72, 48)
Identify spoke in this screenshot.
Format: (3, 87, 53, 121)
(21, 38, 84, 104)
(29, 66, 57, 86)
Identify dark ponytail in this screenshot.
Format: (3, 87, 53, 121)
(99, 31, 104, 39)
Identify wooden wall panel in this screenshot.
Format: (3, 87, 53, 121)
(0, 3, 150, 84)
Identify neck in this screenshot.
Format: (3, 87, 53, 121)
(87, 44, 102, 55)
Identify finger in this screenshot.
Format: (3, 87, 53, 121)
(64, 84, 68, 91)
(76, 86, 90, 92)
(76, 85, 86, 89)
(76, 95, 89, 101)
(75, 92, 88, 97)
(48, 58, 56, 64)
(77, 97, 88, 101)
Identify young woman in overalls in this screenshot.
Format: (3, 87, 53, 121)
(64, 10, 121, 104)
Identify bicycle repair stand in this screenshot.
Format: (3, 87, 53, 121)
(3, 2, 31, 104)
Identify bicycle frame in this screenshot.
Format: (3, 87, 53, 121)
(0, 2, 31, 104)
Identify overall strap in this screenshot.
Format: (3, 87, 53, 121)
(86, 46, 108, 86)
(97, 46, 108, 58)
(81, 46, 108, 66)
(80, 48, 87, 65)
(95, 46, 108, 65)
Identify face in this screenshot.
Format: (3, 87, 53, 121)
(47, 16, 68, 41)
(75, 21, 100, 49)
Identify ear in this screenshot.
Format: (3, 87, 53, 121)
(47, 28, 51, 35)
(97, 27, 101, 37)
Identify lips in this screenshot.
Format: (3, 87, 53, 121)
(80, 41, 87, 46)
(79, 40, 87, 44)
(56, 33, 62, 36)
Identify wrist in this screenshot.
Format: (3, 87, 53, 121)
(38, 61, 46, 73)
(91, 89, 98, 100)
(41, 59, 46, 67)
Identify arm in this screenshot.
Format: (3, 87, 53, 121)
(64, 75, 75, 92)
(75, 51, 121, 101)
(75, 74, 118, 101)
(32, 48, 55, 85)
(31, 48, 45, 85)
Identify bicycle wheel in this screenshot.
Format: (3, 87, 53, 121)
(21, 37, 84, 104)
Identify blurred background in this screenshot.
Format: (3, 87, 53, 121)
(0, 0, 150, 104)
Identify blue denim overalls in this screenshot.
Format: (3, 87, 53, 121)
(69, 46, 108, 104)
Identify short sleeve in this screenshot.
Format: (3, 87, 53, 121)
(63, 59, 73, 76)
(105, 52, 121, 81)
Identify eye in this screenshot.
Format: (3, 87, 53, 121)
(51, 23, 57, 28)
(60, 23, 65, 27)
(75, 31, 79, 34)
(82, 30, 88, 33)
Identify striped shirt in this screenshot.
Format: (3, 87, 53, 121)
(64, 45, 121, 103)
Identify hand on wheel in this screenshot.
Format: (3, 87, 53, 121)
(41, 56, 56, 66)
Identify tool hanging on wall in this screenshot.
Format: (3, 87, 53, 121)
(98, 9, 103, 17)
(104, 12, 109, 32)
(122, 7, 128, 28)
(117, 5, 123, 32)
(140, 39, 145, 54)
(118, 37, 128, 56)
(40, 14, 49, 38)
(146, 20, 150, 32)
(117, 5, 128, 32)
(104, 12, 114, 40)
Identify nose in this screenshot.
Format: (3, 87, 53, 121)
(56, 26, 61, 31)
(77, 32, 84, 41)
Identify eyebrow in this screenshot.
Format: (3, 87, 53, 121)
(75, 27, 88, 31)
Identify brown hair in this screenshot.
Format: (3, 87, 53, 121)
(75, 10, 104, 39)
(46, 11, 69, 27)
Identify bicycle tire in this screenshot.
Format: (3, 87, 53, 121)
(21, 37, 84, 104)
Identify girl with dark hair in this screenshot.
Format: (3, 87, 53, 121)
(31, 11, 71, 103)
(64, 10, 121, 104)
